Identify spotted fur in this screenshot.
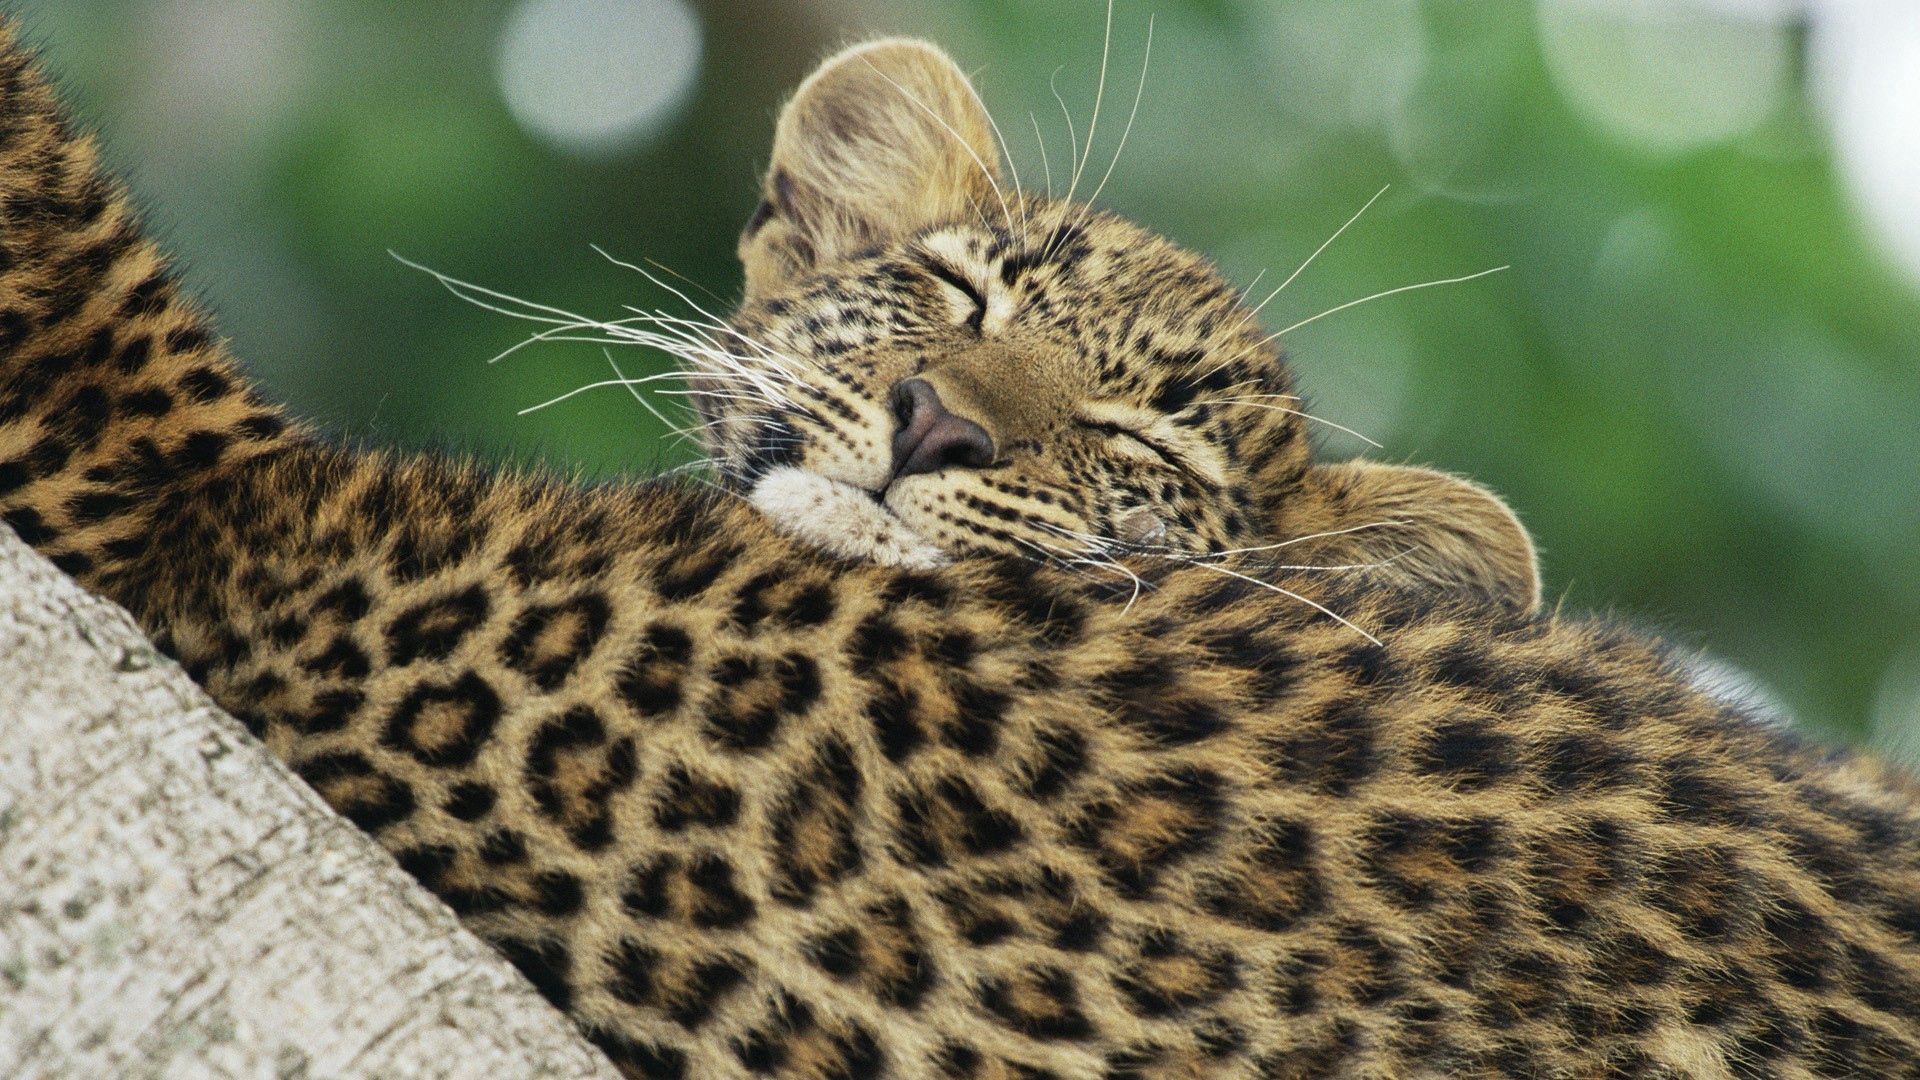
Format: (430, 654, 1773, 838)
(4, 24, 1919, 1079)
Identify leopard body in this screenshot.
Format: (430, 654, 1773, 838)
(2, 23, 1919, 1079)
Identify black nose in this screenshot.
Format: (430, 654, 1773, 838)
(889, 378, 996, 480)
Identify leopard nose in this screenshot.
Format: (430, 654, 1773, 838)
(888, 378, 995, 480)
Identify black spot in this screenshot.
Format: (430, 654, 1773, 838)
(498, 592, 611, 690)
(533, 870, 586, 917)
(0, 460, 32, 498)
(524, 705, 639, 851)
(978, 966, 1094, 1041)
(654, 766, 743, 831)
(50, 550, 94, 577)
(1429, 639, 1521, 699)
(292, 751, 416, 831)
(173, 430, 230, 469)
(2, 507, 56, 544)
(443, 781, 497, 821)
(1198, 630, 1299, 702)
(588, 1029, 686, 1080)
(742, 196, 776, 239)
(298, 633, 371, 678)
(385, 584, 490, 666)
(238, 412, 286, 440)
(946, 680, 1008, 755)
(379, 671, 502, 768)
(1263, 701, 1377, 795)
(178, 365, 230, 402)
(671, 957, 750, 1029)
(313, 577, 372, 620)
(617, 622, 694, 717)
(1098, 655, 1230, 747)
(1332, 642, 1397, 688)
(850, 614, 911, 671)
(1025, 725, 1089, 800)
(495, 936, 574, 1012)
(292, 688, 366, 735)
(686, 853, 756, 929)
(1417, 718, 1517, 789)
(1660, 763, 1765, 828)
(780, 583, 837, 626)
(652, 544, 738, 601)
(165, 325, 212, 353)
(867, 681, 923, 762)
(1539, 731, 1641, 792)
(481, 828, 529, 865)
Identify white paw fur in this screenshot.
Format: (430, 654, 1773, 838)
(748, 466, 949, 570)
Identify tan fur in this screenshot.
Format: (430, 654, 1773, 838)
(740, 40, 1003, 300)
(4, 24, 1919, 1079)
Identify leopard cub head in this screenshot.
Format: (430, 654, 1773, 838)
(703, 39, 1539, 611)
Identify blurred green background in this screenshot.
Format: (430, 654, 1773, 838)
(15, 0, 1919, 756)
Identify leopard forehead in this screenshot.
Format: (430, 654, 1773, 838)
(710, 198, 1310, 567)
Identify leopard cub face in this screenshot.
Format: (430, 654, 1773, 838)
(706, 42, 1298, 569)
(698, 40, 1542, 611)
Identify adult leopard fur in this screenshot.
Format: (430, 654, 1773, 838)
(3, 22, 1919, 1079)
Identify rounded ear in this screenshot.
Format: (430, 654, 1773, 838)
(739, 39, 1002, 300)
(1293, 461, 1542, 613)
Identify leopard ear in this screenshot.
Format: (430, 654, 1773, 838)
(1290, 461, 1542, 613)
(739, 39, 1002, 300)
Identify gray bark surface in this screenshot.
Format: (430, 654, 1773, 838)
(0, 526, 621, 1080)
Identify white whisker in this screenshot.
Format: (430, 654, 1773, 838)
(1050, 66, 1081, 191)
(1205, 520, 1410, 558)
(1216, 398, 1383, 449)
(1266, 265, 1510, 342)
(1175, 559, 1383, 646)
(1200, 184, 1390, 380)
(1075, 13, 1153, 229)
(1065, 0, 1116, 205)
(1030, 112, 1053, 198)
(603, 348, 684, 432)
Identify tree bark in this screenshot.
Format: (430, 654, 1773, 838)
(0, 525, 621, 1080)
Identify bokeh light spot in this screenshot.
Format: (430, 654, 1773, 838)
(1243, 0, 1428, 131)
(1536, 0, 1792, 156)
(496, 0, 703, 156)
(1811, 4, 1920, 288)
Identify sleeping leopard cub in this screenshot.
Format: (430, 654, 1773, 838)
(717, 43, 1537, 611)
(3, 22, 1919, 1079)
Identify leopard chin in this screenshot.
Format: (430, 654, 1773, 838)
(748, 465, 950, 570)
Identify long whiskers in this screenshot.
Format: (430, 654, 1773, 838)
(1071, 13, 1154, 240)
(1063, 0, 1116, 207)
(1028, 521, 1405, 644)
(1030, 112, 1053, 198)
(1263, 264, 1510, 344)
(1050, 66, 1080, 191)
(1199, 184, 1389, 381)
(1215, 396, 1384, 449)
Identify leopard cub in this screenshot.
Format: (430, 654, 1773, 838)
(2, 23, 1918, 1080)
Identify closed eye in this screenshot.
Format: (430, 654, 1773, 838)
(1075, 417, 1198, 477)
(924, 260, 985, 332)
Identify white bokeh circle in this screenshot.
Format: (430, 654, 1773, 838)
(1811, 2, 1920, 288)
(496, 0, 703, 156)
(1536, 0, 1793, 156)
